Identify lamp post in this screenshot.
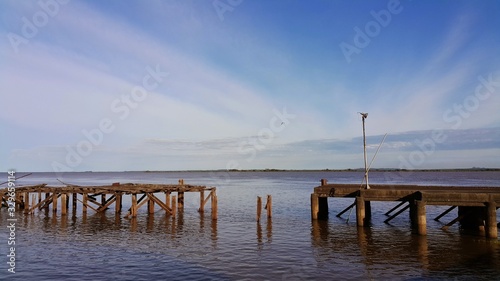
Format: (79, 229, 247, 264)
(360, 112, 369, 189)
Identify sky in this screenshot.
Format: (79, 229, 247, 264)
(1, 0, 500, 172)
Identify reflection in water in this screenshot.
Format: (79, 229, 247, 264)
(257, 218, 273, 248)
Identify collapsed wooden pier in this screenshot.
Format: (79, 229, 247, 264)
(1, 179, 217, 220)
(311, 179, 499, 238)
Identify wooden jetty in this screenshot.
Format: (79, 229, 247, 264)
(311, 179, 499, 238)
(1, 179, 218, 220)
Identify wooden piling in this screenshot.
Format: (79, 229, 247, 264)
(211, 193, 218, 220)
(486, 201, 498, 239)
(171, 195, 177, 217)
(165, 192, 171, 210)
(257, 196, 262, 222)
(24, 192, 30, 214)
(148, 194, 155, 214)
(52, 193, 58, 213)
(199, 190, 205, 213)
(178, 192, 184, 210)
(266, 195, 272, 219)
(61, 193, 67, 216)
(356, 196, 365, 227)
(311, 193, 319, 220)
(115, 192, 122, 213)
(72, 193, 77, 212)
(318, 197, 329, 219)
(416, 200, 427, 235)
(131, 194, 138, 218)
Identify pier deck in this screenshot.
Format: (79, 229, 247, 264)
(311, 180, 499, 238)
(1, 180, 217, 219)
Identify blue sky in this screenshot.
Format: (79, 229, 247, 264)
(1, 0, 499, 172)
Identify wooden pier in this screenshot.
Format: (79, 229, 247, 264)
(311, 179, 499, 238)
(1, 180, 217, 220)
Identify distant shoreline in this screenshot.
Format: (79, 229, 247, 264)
(18, 168, 500, 173)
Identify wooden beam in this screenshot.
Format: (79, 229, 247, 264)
(171, 195, 177, 217)
(52, 193, 58, 213)
(198, 190, 205, 213)
(416, 200, 427, 235)
(115, 192, 122, 213)
(385, 201, 407, 216)
(337, 201, 356, 218)
(434, 206, 457, 221)
(97, 195, 117, 213)
(212, 194, 218, 221)
(131, 194, 138, 218)
(147, 193, 172, 215)
(384, 203, 410, 223)
(311, 193, 319, 220)
(77, 198, 99, 212)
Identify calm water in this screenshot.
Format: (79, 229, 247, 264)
(2, 171, 500, 280)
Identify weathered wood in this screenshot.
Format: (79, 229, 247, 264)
(171, 195, 177, 217)
(77, 198, 98, 212)
(131, 194, 138, 218)
(266, 195, 272, 219)
(52, 193, 58, 213)
(385, 201, 407, 216)
(199, 190, 205, 213)
(384, 203, 410, 223)
(147, 193, 172, 215)
(257, 196, 262, 222)
(97, 195, 117, 213)
(318, 197, 329, 219)
(416, 200, 427, 235)
(82, 194, 88, 213)
(212, 194, 218, 220)
(72, 193, 77, 212)
(148, 194, 155, 214)
(23, 192, 30, 213)
(311, 193, 319, 220)
(337, 201, 356, 218)
(61, 193, 67, 216)
(165, 192, 171, 209)
(115, 192, 122, 213)
(356, 196, 365, 227)
(434, 206, 457, 221)
(178, 192, 184, 210)
(485, 201, 497, 239)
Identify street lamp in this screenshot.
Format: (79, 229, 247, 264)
(359, 112, 369, 189)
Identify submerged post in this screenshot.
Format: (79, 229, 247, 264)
(356, 196, 365, 227)
(257, 196, 262, 222)
(266, 195, 272, 219)
(416, 200, 427, 235)
(311, 193, 319, 220)
(486, 201, 498, 239)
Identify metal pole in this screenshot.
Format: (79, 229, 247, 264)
(361, 114, 369, 189)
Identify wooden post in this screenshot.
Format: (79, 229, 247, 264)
(148, 194, 155, 214)
(257, 196, 262, 222)
(321, 179, 328, 186)
(131, 194, 138, 218)
(72, 193, 77, 212)
(266, 195, 272, 219)
(171, 195, 177, 217)
(115, 192, 122, 213)
(356, 196, 365, 227)
(165, 192, 171, 210)
(38, 190, 42, 204)
(199, 190, 205, 213)
(416, 200, 427, 235)
(211, 193, 218, 220)
(311, 193, 319, 220)
(178, 192, 184, 210)
(61, 193, 67, 216)
(82, 194, 88, 213)
(24, 192, 30, 213)
(486, 201, 498, 239)
(52, 193, 58, 213)
(101, 194, 106, 206)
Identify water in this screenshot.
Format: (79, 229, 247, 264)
(2, 171, 500, 280)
